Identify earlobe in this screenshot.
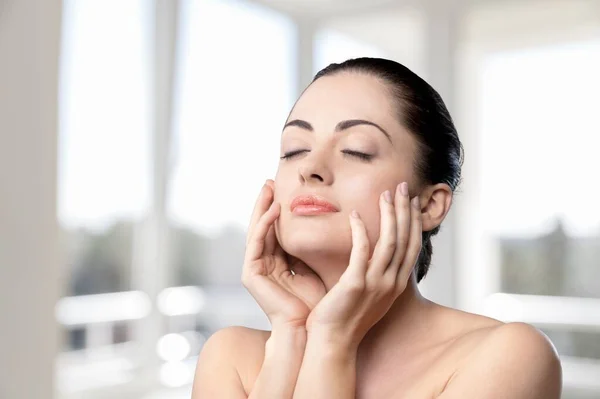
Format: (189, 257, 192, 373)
(419, 184, 453, 232)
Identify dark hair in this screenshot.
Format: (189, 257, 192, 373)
(312, 57, 463, 283)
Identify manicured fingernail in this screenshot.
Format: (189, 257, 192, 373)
(411, 196, 420, 209)
(350, 210, 359, 218)
(383, 190, 392, 204)
(400, 182, 408, 196)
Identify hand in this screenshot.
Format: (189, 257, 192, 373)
(242, 180, 327, 330)
(305, 182, 422, 348)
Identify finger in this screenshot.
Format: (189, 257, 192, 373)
(246, 182, 273, 247)
(273, 240, 285, 258)
(245, 202, 280, 262)
(342, 210, 370, 285)
(264, 180, 279, 254)
(384, 182, 411, 278)
(368, 190, 397, 277)
(395, 196, 422, 292)
(265, 224, 278, 255)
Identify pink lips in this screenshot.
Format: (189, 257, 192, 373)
(290, 195, 339, 216)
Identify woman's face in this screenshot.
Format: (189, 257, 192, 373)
(274, 72, 419, 263)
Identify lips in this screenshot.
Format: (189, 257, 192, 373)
(290, 195, 339, 215)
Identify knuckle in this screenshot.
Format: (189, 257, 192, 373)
(365, 276, 381, 291)
(345, 279, 365, 293)
(388, 254, 400, 269)
(395, 279, 407, 293)
(355, 242, 369, 253)
(384, 240, 396, 251)
(382, 279, 396, 293)
(399, 240, 410, 252)
(370, 275, 392, 292)
(398, 237, 409, 248)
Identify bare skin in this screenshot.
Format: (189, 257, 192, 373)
(192, 71, 561, 398)
(193, 293, 560, 398)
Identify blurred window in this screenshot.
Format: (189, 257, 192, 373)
(59, 0, 151, 297)
(57, 0, 152, 395)
(477, 40, 600, 397)
(167, 0, 295, 292)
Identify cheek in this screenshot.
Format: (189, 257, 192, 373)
(273, 167, 293, 203)
(338, 179, 388, 251)
(273, 168, 294, 243)
(358, 200, 384, 254)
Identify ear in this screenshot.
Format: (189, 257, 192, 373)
(418, 183, 453, 232)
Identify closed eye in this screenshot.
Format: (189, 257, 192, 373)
(280, 149, 374, 161)
(342, 150, 373, 161)
(280, 149, 309, 160)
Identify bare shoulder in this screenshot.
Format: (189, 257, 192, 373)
(192, 326, 270, 398)
(472, 321, 561, 370)
(483, 321, 558, 349)
(203, 325, 270, 353)
(457, 320, 560, 366)
(440, 321, 562, 398)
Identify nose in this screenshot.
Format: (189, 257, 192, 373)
(298, 150, 333, 185)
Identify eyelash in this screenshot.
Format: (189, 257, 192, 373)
(280, 149, 373, 162)
(342, 149, 373, 161)
(280, 149, 307, 160)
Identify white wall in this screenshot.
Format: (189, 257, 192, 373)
(0, 0, 63, 397)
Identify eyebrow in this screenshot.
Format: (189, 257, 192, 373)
(283, 119, 392, 142)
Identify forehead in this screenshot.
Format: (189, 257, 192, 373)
(288, 72, 397, 125)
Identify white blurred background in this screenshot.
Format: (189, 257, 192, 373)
(1, 0, 600, 398)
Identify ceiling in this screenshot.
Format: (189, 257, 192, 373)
(246, 0, 480, 19)
(247, 0, 426, 19)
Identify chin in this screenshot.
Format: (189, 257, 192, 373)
(276, 215, 351, 260)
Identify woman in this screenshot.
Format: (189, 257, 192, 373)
(192, 58, 561, 398)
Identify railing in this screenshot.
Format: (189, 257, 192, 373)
(483, 293, 600, 332)
(55, 288, 600, 396)
(483, 292, 600, 392)
(55, 286, 266, 397)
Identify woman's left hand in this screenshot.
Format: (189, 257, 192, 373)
(305, 182, 423, 349)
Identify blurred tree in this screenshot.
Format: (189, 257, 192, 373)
(499, 217, 600, 361)
(171, 224, 211, 287)
(67, 221, 133, 295)
(500, 218, 566, 295)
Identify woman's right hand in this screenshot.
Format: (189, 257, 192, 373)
(242, 180, 326, 330)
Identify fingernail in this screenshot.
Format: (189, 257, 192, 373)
(411, 196, 420, 209)
(350, 210, 359, 218)
(400, 182, 408, 196)
(383, 190, 392, 204)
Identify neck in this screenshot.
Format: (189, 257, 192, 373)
(355, 277, 440, 385)
(305, 255, 435, 355)
(360, 275, 434, 354)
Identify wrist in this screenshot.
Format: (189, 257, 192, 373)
(306, 326, 360, 357)
(265, 325, 307, 357)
